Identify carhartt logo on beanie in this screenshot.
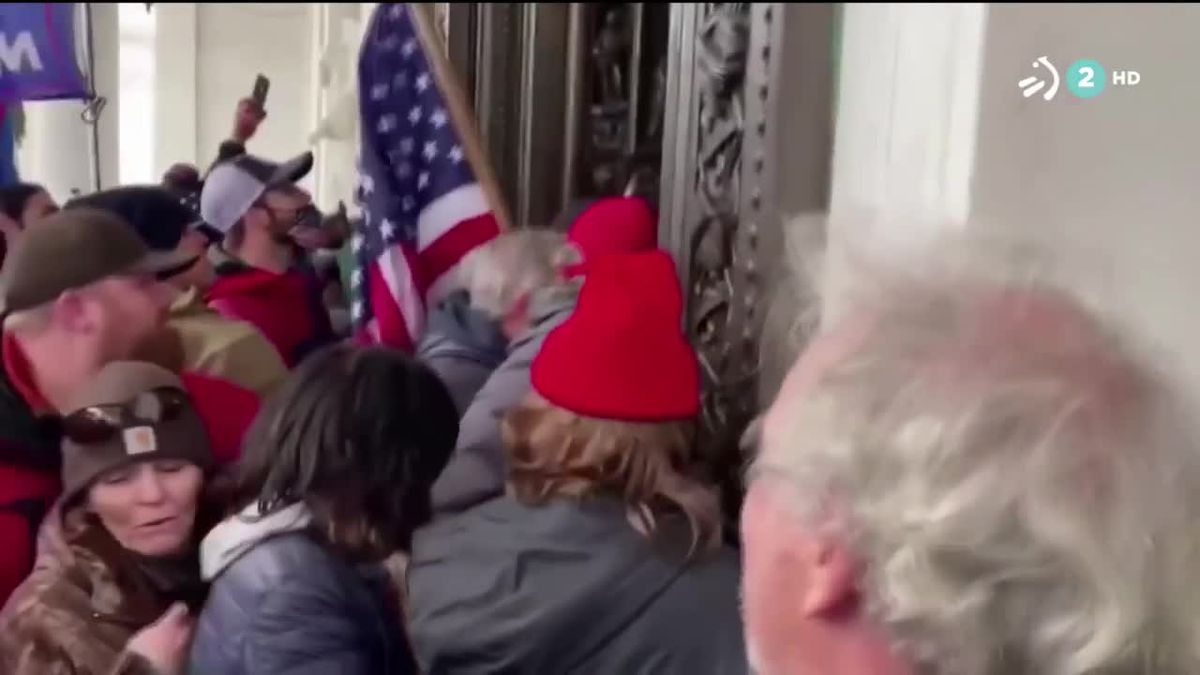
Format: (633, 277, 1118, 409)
(564, 196, 658, 277)
(531, 249, 699, 421)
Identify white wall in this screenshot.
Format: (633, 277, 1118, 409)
(824, 3, 986, 321)
(829, 3, 1200, 394)
(154, 3, 198, 171)
(195, 4, 315, 179)
(970, 3, 1200, 392)
(311, 3, 367, 212)
(18, 2, 120, 200)
(119, 4, 155, 184)
(155, 3, 316, 189)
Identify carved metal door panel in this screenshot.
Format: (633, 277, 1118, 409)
(659, 3, 835, 527)
(444, 2, 836, 530)
(441, 3, 670, 228)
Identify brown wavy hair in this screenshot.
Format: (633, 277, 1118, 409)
(503, 393, 722, 555)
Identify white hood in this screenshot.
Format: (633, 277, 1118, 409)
(200, 502, 312, 581)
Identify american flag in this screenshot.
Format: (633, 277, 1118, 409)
(353, 3, 500, 351)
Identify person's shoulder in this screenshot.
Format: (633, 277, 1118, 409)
(175, 311, 284, 364)
(657, 544, 743, 614)
(0, 561, 96, 649)
(172, 306, 256, 346)
(180, 370, 258, 406)
(215, 531, 341, 591)
(685, 544, 742, 584)
(507, 292, 576, 361)
(178, 371, 259, 464)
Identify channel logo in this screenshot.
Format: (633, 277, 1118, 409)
(1018, 56, 1060, 101)
(1019, 57, 1141, 101)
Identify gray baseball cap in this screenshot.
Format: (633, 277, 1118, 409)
(199, 152, 314, 234)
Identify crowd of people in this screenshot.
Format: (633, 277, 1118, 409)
(0, 91, 1195, 675)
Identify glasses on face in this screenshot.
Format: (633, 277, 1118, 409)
(62, 387, 190, 445)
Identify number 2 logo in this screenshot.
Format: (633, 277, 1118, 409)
(1067, 59, 1107, 99)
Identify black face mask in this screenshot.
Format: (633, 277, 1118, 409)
(292, 205, 322, 230)
(264, 204, 322, 244)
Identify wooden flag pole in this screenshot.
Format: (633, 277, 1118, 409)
(407, 3, 513, 231)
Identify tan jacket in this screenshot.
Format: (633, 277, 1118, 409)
(169, 287, 288, 399)
(0, 507, 167, 675)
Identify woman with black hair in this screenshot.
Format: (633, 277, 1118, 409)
(189, 345, 460, 675)
(0, 182, 57, 266)
(0, 182, 57, 227)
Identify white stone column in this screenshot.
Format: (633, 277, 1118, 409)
(18, 2, 120, 200)
(310, 2, 366, 212)
(823, 3, 987, 322)
(153, 3, 198, 172)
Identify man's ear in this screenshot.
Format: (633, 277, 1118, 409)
(801, 534, 858, 617)
(52, 290, 92, 334)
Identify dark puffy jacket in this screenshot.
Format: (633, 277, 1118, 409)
(408, 496, 748, 674)
(430, 286, 577, 513)
(190, 505, 415, 675)
(417, 290, 508, 416)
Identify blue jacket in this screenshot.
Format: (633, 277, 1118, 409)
(417, 290, 509, 416)
(189, 505, 415, 675)
(430, 285, 578, 514)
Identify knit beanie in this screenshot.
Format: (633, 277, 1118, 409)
(61, 361, 213, 504)
(564, 196, 658, 277)
(531, 250, 699, 421)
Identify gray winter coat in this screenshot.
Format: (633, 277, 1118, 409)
(430, 286, 578, 514)
(417, 290, 509, 416)
(407, 496, 748, 674)
(189, 505, 415, 675)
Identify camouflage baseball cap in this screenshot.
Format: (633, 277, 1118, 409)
(0, 208, 197, 315)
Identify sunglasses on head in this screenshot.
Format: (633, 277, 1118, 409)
(62, 387, 190, 445)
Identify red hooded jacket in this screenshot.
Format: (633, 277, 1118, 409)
(206, 258, 335, 368)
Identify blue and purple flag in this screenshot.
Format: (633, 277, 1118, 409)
(0, 4, 88, 103)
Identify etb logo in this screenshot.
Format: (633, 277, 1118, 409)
(1018, 57, 1140, 101)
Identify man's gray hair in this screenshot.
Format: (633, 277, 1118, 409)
(459, 229, 575, 320)
(753, 219, 1200, 674)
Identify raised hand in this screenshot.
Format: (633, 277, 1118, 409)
(233, 98, 267, 143)
(126, 602, 195, 675)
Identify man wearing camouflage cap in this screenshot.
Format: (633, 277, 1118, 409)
(0, 208, 255, 609)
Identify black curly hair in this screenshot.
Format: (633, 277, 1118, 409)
(229, 344, 459, 560)
(0, 182, 47, 223)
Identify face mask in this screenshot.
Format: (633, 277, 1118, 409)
(292, 205, 322, 230)
(263, 204, 321, 244)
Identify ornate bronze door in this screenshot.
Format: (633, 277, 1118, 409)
(444, 2, 837, 530)
(659, 3, 836, 524)
(441, 3, 670, 227)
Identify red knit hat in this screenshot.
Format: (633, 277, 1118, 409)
(564, 196, 658, 277)
(532, 250, 700, 421)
